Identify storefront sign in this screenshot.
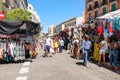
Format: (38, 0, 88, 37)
(0, 12, 5, 20)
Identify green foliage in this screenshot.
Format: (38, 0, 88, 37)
(5, 8, 31, 21)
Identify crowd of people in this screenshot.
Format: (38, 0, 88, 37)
(43, 35, 64, 57)
(41, 32, 120, 70)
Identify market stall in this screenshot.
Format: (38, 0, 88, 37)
(0, 20, 40, 63)
(82, 9, 120, 62)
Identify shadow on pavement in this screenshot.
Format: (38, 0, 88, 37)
(76, 62, 84, 66)
(0, 59, 31, 64)
(89, 61, 120, 75)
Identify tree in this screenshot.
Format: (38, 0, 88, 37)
(5, 8, 31, 21)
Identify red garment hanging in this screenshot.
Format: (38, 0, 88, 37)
(97, 26, 104, 34)
(108, 22, 113, 33)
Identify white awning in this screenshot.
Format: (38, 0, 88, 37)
(97, 9, 120, 19)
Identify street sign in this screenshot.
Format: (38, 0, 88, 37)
(0, 12, 5, 20)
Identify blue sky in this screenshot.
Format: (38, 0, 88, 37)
(28, 0, 85, 33)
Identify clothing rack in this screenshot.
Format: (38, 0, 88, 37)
(0, 36, 25, 63)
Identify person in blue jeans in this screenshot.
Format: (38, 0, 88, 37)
(44, 35, 51, 57)
(59, 37, 64, 53)
(109, 50, 118, 67)
(109, 34, 119, 70)
(81, 34, 92, 67)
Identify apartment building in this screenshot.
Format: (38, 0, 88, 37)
(48, 25, 55, 36)
(53, 17, 83, 36)
(85, 0, 120, 22)
(0, 0, 28, 13)
(53, 23, 65, 36)
(27, 4, 40, 23)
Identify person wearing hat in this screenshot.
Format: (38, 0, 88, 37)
(81, 34, 92, 67)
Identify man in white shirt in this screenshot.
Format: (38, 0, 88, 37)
(44, 35, 51, 57)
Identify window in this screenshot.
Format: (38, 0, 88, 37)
(94, 1, 99, 9)
(89, 13, 91, 20)
(88, 4, 92, 11)
(111, 3, 116, 11)
(29, 7, 31, 10)
(101, 0, 107, 5)
(102, 7, 106, 15)
(30, 16, 32, 20)
(95, 10, 98, 18)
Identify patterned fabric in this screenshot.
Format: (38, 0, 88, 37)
(113, 17, 120, 30)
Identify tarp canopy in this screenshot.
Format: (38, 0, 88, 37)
(97, 9, 120, 19)
(0, 20, 40, 35)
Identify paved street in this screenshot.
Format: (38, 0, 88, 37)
(0, 62, 22, 80)
(0, 45, 120, 80)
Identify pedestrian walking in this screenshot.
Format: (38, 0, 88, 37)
(44, 35, 51, 57)
(53, 37, 58, 54)
(50, 37, 55, 54)
(73, 36, 79, 59)
(59, 37, 64, 53)
(81, 34, 92, 67)
(98, 37, 108, 65)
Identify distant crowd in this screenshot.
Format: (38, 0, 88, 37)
(39, 33, 120, 70)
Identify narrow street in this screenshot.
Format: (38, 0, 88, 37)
(0, 0, 120, 80)
(0, 45, 119, 80)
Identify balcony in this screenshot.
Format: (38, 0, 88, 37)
(88, 0, 93, 3)
(101, 0, 107, 6)
(94, 1, 99, 9)
(110, 0, 116, 2)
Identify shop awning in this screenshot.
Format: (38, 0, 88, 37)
(0, 20, 41, 34)
(97, 9, 120, 19)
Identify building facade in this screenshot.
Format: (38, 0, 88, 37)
(48, 25, 55, 36)
(0, 0, 28, 13)
(85, 0, 120, 22)
(63, 17, 83, 29)
(53, 24, 65, 36)
(53, 17, 83, 36)
(16, 0, 28, 10)
(27, 4, 40, 23)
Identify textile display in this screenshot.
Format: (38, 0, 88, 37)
(90, 19, 120, 37)
(1, 41, 25, 62)
(97, 26, 104, 34)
